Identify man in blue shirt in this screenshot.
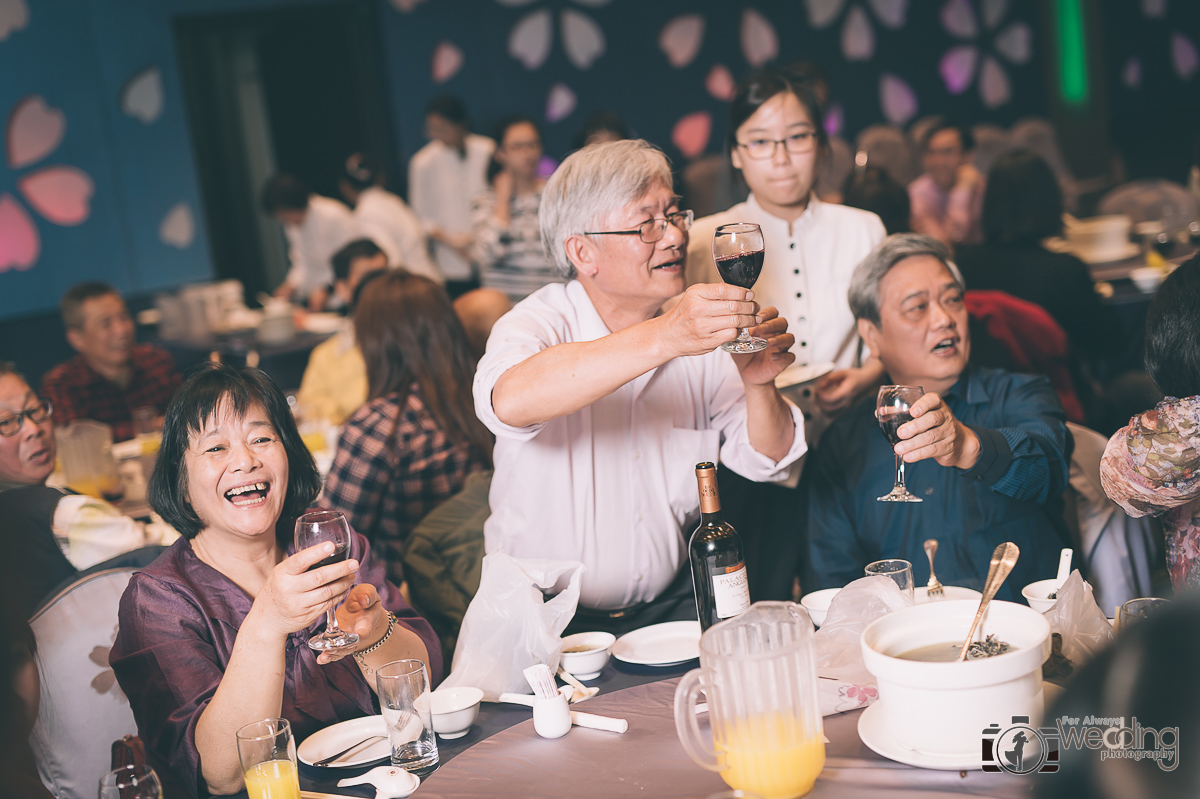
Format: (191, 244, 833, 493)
(805, 234, 1072, 599)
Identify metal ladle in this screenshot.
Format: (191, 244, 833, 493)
(957, 542, 1020, 662)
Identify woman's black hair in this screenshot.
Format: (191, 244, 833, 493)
(341, 153, 380, 193)
(843, 166, 911, 235)
(981, 149, 1064, 245)
(148, 362, 320, 539)
(920, 116, 975, 152)
(727, 67, 829, 154)
(487, 114, 541, 184)
(1144, 252, 1200, 399)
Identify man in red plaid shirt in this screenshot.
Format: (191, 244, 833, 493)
(40, 282, 181, 442)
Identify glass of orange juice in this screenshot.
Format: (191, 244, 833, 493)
(237, 718, 301, 799)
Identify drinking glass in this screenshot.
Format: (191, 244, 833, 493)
(236, 718, 300, 799)
(99, 764, 162, 799)
(864, 559, 915, 602)
(713, 223, 767, 353)
(876, 385, 924, 503)
(295, 510, 359, 653)
(1118, 597, 1169, 631)
(377, 659, 439, 773)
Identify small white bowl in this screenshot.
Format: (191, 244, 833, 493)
(427, 686, 483, 739)
(560, 631, 616, 679)
(800, 588, 841, 627)
(1022, 579, 1059, 613)
(1130, 266, 1165, 293)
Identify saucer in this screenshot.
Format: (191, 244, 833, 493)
(857, 702, 983, 771)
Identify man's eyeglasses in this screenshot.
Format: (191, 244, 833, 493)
(0, 400, 52, 437)
(585, 210, 694, 244)
(736, 131, 818, 160)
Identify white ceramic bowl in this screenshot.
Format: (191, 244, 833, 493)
(800, 588, 840, 627)
(560, 631, 616, 679)
(1021, 579, 1059, 613)
(1066, 214, 1132, 261)
(427, 686, 483, 739)
(861, 599, 1051, 758)
(1130, 266, 1165, 293)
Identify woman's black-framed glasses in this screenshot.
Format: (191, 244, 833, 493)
(736, 131, 818, 160)
(0, 400, 52, 437)
(585, 209, 694, 243)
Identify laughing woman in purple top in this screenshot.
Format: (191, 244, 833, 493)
(110, 363, 441, 798)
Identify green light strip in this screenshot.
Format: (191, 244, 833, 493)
(1057, 0, 1089, 105)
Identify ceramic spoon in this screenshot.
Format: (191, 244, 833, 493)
(1055, 548, 1073, 590)
(956, 542, 1020, 662)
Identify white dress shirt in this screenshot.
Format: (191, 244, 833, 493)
(687, 193, 885, 444)
(284, 195, 362, 299)
(474, 280, 808, 610)
(354, 186, 442, 283)
(408, 134, 495, 282)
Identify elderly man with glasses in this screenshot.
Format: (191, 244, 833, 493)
(474, 139, 807, 633)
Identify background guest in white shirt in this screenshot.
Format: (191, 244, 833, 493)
(263, 173, 362, 311)
(338, 153, 441, 283)
(474, 139, 807, 630)
(408, 95, 494, 298)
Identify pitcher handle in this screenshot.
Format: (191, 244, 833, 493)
(673, 668, 721, 772)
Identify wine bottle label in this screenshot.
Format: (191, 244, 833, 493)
(711, 563, 750, 619)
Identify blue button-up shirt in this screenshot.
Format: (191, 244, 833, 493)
(805, 367, 1073, 600)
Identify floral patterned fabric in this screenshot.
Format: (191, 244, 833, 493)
(1100, 396, 1200, 589)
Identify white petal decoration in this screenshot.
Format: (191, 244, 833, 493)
(867, 0, 908, 29)
(940, 0, 977, 39)
(387, 0, 426, 12)
(120, 67, 164, 124)
(994, 21, 1031, 64)
(1172, 32, 1199, 80)
(939, 45, 979, 94)
(804, 0, 845, 29)
(6, 95, 65, 170)
(561, 9, 605, 70)
(508, 9, 552, 70)
(432, 41, 464, 83)
(824, 101, 844, 137)
(495, 0, 537, 6)
(841, 6, 874, 61)
(672, 111, 711, 159)
(0, 0, 29, 41)
(159, 202, 195, 249)
(1141, 0, 1167, 19)
(879, 73, 917, 125)
(660, 14, 705, 68)
(705, 64, 737, 101)
(545, 82, 576, 123)
(979, 55, 1010, 108)
(740, 8, 778, 68)
(982, 0, 1008, 30)
(1123, 57, 1142, 89)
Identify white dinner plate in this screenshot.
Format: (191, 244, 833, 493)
(857, 702, 983, 771)
(612, 620, 702, 666)
(914, 585, 982, 604)
(775, 361, 835, 390)
(298, 715, 389, 768)
(303, 312, 345, 334)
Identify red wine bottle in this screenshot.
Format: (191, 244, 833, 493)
(689, 462, 751, 631)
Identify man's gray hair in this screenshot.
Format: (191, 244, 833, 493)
(848, 233, 966, 326)
(540, 139, 674, 279)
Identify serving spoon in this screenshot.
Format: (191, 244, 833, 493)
(956, 542, 1020, 662)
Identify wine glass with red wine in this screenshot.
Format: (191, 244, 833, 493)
(876, 385, 924, 503)
(712, 223, 767, 353)
(295, 510, 360, 653)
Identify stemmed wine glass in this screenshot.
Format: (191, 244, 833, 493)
(876, 385, 924, 503)
(99, 765, 162, 799)
(295, 509, 360, 653)
(712, 223, 767, 353)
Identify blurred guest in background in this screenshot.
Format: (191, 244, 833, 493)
(806, 234, 1072, 599)
(472, 115, 562, 302)
(41, 282, 180, 442)
(572, 109, 631, 150)
(295, 239, 388, 425)
(0, 586, 52, 799)
(263, 173, 361, 311)
(408, 95, 494, 298)
(908, 118, 985, 246)
(324, 271, 492, 587)
(338, 153, 440, 283)
(453, 288, 514, 359)
(843, 166, 912, 235)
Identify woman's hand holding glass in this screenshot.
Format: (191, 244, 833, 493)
(249, 541, 359, 652)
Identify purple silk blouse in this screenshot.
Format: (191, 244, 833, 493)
(110, 523, 443, 797)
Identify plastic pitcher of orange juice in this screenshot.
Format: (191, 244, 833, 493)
(674, 602, 825, 799)
(57, 420, 124, 502)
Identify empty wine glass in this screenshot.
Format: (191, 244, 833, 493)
(877, 385, 924, 503)
(295, 510, 359, 654)
(99, 765, 162, 799)
(712, 223, 767, 353)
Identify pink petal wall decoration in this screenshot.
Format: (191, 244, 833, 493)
(879, 73, 917, 125)
(994, 22, 1031, 65)
(18, 166, 94, 226)
(159, 202, 195, 249)
(0, 0, 29, 41)
(545, 83, 577, 124)
(1172, 33, 1199, 80)
(1141, 0, 1166, 19)
(940, 45, 979, 94)
(740, 9, 778, 68)
(509, 9, 552, 70)
(1123, 57, 1142, 89)
(824, 102, 844, 137)
(868, 0, 908, 29)
(804, 0, 843, 30)
(978, 55, 1010, 108)
(387, 0, 426, 12)
(660, 14, 705, 68)
(571, 0, 614, 6)
(841, 6, 875, 61)
(672, 111, 711, 160)
(561, 9, 605, 70)
(0, 193, 39, 271)
(7, 95, 65, 170)
(495, 0, 538, 6)
(982, 0, 1008, 30)
(431, 40, 464, 83)
(940, 0, 977, 39)
(705, 64, 736, 101)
